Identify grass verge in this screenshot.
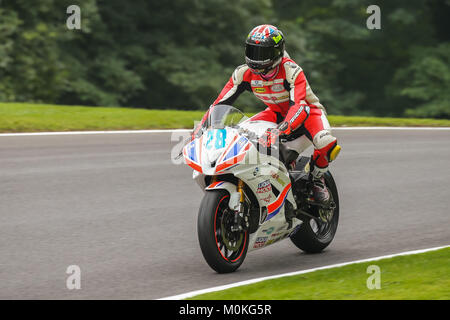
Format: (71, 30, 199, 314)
(188, 247, 450, 300)
(0, 102, 449, 133)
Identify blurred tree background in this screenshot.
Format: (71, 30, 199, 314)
(0, 0, 448, 118)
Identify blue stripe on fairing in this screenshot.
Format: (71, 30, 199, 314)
(188, 141, 197, 162)
(207, 181, 225, 189)
(266, 189, 290, 221)
(223, 136, 248, 162)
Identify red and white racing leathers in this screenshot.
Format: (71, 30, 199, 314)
(200, 54, 338, 176)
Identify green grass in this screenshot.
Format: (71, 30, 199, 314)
(0, 102, 449, 133)
(188, 247, 450, 300)
(0, 103, 205, 132)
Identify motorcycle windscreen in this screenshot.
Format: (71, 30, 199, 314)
(206, 105, 248, 129)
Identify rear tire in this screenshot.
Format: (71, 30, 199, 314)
(290, 172, 339, 253)
(197, 190, 249, 273)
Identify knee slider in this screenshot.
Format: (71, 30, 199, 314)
(313, 130, 340, 163)
(328, 143, 341, 162)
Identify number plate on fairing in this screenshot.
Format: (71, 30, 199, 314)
(205, 129, 227, 150)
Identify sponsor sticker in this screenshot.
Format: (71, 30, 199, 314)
(271, 232, 283, 238)
(289, 107, 304, 124)
(254, 87, 266, 93)
(252, 79, 283, 86)
(273, 34, 282, 44)
(266, 232, 290, 246)
(262, 227, 275, 235)
(291, 67, 301, 80)
(272, 95, 289, 102)
(254, 93, 289, 104)
(254, 236, 268, 248)
(285, 61, 302, 80)
(257, 180, 272, 194)
(271, 84, 284, 92)
(251, 80, 263, 87)
(270, 171, 286, 186)
(286, 61, 297, 69)
(320, 131, 331, 139)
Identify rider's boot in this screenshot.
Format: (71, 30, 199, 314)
(310, 164, 330, 204)
(282, 147, 330, 204)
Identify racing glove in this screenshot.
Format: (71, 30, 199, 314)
(278, 105, 310, 136)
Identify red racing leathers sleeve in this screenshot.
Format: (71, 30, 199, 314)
(277, 60, 311, 136)
(191, 107, 211, 139)
(213, 64, 251, 106)
(192, 65, 251, 139)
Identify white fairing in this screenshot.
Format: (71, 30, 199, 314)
(184, 120, 303, 252)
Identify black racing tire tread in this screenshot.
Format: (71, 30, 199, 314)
(197, 190, 249, 273)
(290, 172, 339, 253)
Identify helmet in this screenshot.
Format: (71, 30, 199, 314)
(245, 25, 285, 75)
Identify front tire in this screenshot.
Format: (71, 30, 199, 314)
(197, 190, 249, 273)
(290, 172, 339, 253)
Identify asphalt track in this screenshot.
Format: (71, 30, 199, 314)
(0, 129, 449, 299)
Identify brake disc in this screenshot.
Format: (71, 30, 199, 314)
(221, 212, 244, 251)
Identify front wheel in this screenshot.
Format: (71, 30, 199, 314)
(197, 190, 249, 273)
(290, 172, 339, 253)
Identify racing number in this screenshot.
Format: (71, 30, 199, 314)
(205, 130, 214, 150)
(206, 129, 227, 150)
(215, 129, 226, 149)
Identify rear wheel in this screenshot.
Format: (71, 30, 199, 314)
(197, 190, 249, 273)
(290, 172, 339, 253)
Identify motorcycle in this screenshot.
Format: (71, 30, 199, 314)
(182, 104, 339, 273)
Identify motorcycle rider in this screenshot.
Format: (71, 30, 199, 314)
(193, 24, 341, 203)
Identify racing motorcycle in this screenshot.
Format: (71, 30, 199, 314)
(181, 105, 339, 273)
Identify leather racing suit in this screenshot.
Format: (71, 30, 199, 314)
(197, 54, 339, 178)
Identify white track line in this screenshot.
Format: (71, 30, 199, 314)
(0, 127, 449, 137)
(159, 245, 449, 300)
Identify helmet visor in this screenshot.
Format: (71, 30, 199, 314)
(245, 44, 276, 64)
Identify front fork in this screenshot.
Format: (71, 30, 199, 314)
(233, 179, 249, 232)
(210, 176, 249, 232)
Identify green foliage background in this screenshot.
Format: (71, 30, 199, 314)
(0, 0, 449, 118)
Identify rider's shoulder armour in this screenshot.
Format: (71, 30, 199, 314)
(283, 59, 303, 85)
(232, 64, 250, 85)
